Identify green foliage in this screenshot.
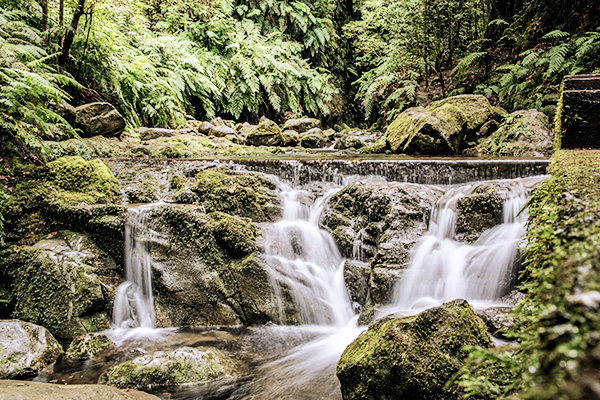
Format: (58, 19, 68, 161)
(347, 0, 489, 124)
(456, 24, 600, 111)
(455, 150, 600, 399)
(0, 4, 79, 159)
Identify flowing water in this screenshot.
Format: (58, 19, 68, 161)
(40, 160, 547, 399)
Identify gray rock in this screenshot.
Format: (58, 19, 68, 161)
(75, 102, 126, 137)
(283, 118, 321, 134)
(334, 135, 364, 150)
(476, 306, 517, 338)
(198, 121, 215, 135)
(137, 127, 193, 140)
(282, 130, 300, 146)
(0, 320, 63, 379)
(102, 346, 238, 389)
(344, 261, 370, 308)
(208, 124, 236, 137)
(300, 131, 328, 148)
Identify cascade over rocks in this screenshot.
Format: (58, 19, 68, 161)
(102, 346, 238, 389)
(336, 299, 493, 400)
(322, 182, 440, 313)
(0, 320, 63, 379)
(139, 205, 274, 326)
(455, 183, 505, 243)
(75, 102, 126, 138)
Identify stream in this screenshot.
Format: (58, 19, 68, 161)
(36, 157, 547, 399)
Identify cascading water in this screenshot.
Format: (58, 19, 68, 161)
(381, 176, 545, 316)
(112, 205, 157, 330)
(261, 179, 355, 326)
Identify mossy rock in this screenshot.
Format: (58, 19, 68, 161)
(429, 94, 494, 133)
(192, 167, 281, 222)
(63, 333, 114, 363)
(335, 135, 364, 150)
(455, 187, 503, 243)
(42, 136, 131, 162)
(9, 231, 118, 339)
(282, 117, 321, 134)
(336, 299, 493, 400)
(384, 104, 467, 155)
(475, 109, 554, 157)
(103, 346, 238, 389)
(43, 156, 119, 207)
(300, 131, 328, 148)
(245, 118, 284, 146)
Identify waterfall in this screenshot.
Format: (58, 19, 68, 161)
(381, 177, 542, 316)
(112, 205, 157, 329)
(261, 179, 355, 326)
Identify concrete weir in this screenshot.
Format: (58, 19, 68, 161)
(234, 158, 549, 185)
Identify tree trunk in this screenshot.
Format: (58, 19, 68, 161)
(40, 0, 48, 32)
(58, 0, 86, 67)
(59, 0, 64, 26)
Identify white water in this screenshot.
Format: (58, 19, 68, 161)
(380, 176, 545, 317)
(262, 179, 355, 326)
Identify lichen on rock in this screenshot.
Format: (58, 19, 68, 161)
(336, 299, 493, 400)
(103, 346, 238, 389)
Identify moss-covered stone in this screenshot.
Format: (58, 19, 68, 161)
(43, 136, 131, 161)
(193, 167, 281, 222)
(63, 333, 114, 363)
(336, 299, 493, 400)
(283, 117, 321, 134)
(334, 135, 364, 150)
(384, 104, 467, 155)
(9, 231, 119, 339)
(475, 109, 554, 157)
(429, 94, 494, 133)
(455, 186, 503, 243)
(44, 156, 119, 207)
(245, 118, 284, 146)
(300, 131, 328, 148)
(103, 346, 238, 389)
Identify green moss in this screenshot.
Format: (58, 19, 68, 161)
(42, 136, 131, 161)
(553, 83, 564, 151)
(457, 150, 600, 399)
(209, 212, 256, 257)
(104, 346, 238, 389)
(64, 334, 114, 362)
(170, 174, 188, 191)
(337, 299, 493, 400)
(193, 167, 280, 222)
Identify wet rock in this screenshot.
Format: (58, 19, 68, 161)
(337, 299, 493, 400)
(335, 135, 364, 150)
(143, 206, 274, 326)
(75, 102, 126, 137)
(455, 186, 503, 243)
(384, 104, 467, 155)
(283, 118, 321, 134)
(344, 261, 370, 308)
(300, 130, 328, 148)
(208, 124, 237, 137)
(475, 109, 553, 157)
(9, 231, 120, 339)
(236, 122, 256, 137)
(476, 306, 516, 338)
(0, 320, 63, 379)
(0, 380, 160, 399)
(370, 268, 402, 304)
(198, 121, 216, 135)
(246, 117, 284, 146)
(103, 346, 237, 389)
(192, 167, 281, 222)
(63, 333, 115, 363)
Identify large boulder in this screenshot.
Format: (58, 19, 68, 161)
(429, 94, 494, 133)
(283, 117, 321, 134)
(300, 129, 328, 148)
(384, 104, 468, 155)
(140, 206, 275, 326)
(336, 299, 494, 400)
(475, 109, 554, 157)
(103, 346, 238, 389)
(0, 320, 63, 379)
(245, 117, 284, 146)
(0, 380, 159, 399)
(9, 231, 120, 339)
(75, 102, 126, 137)
(335, 135, 364, 150)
